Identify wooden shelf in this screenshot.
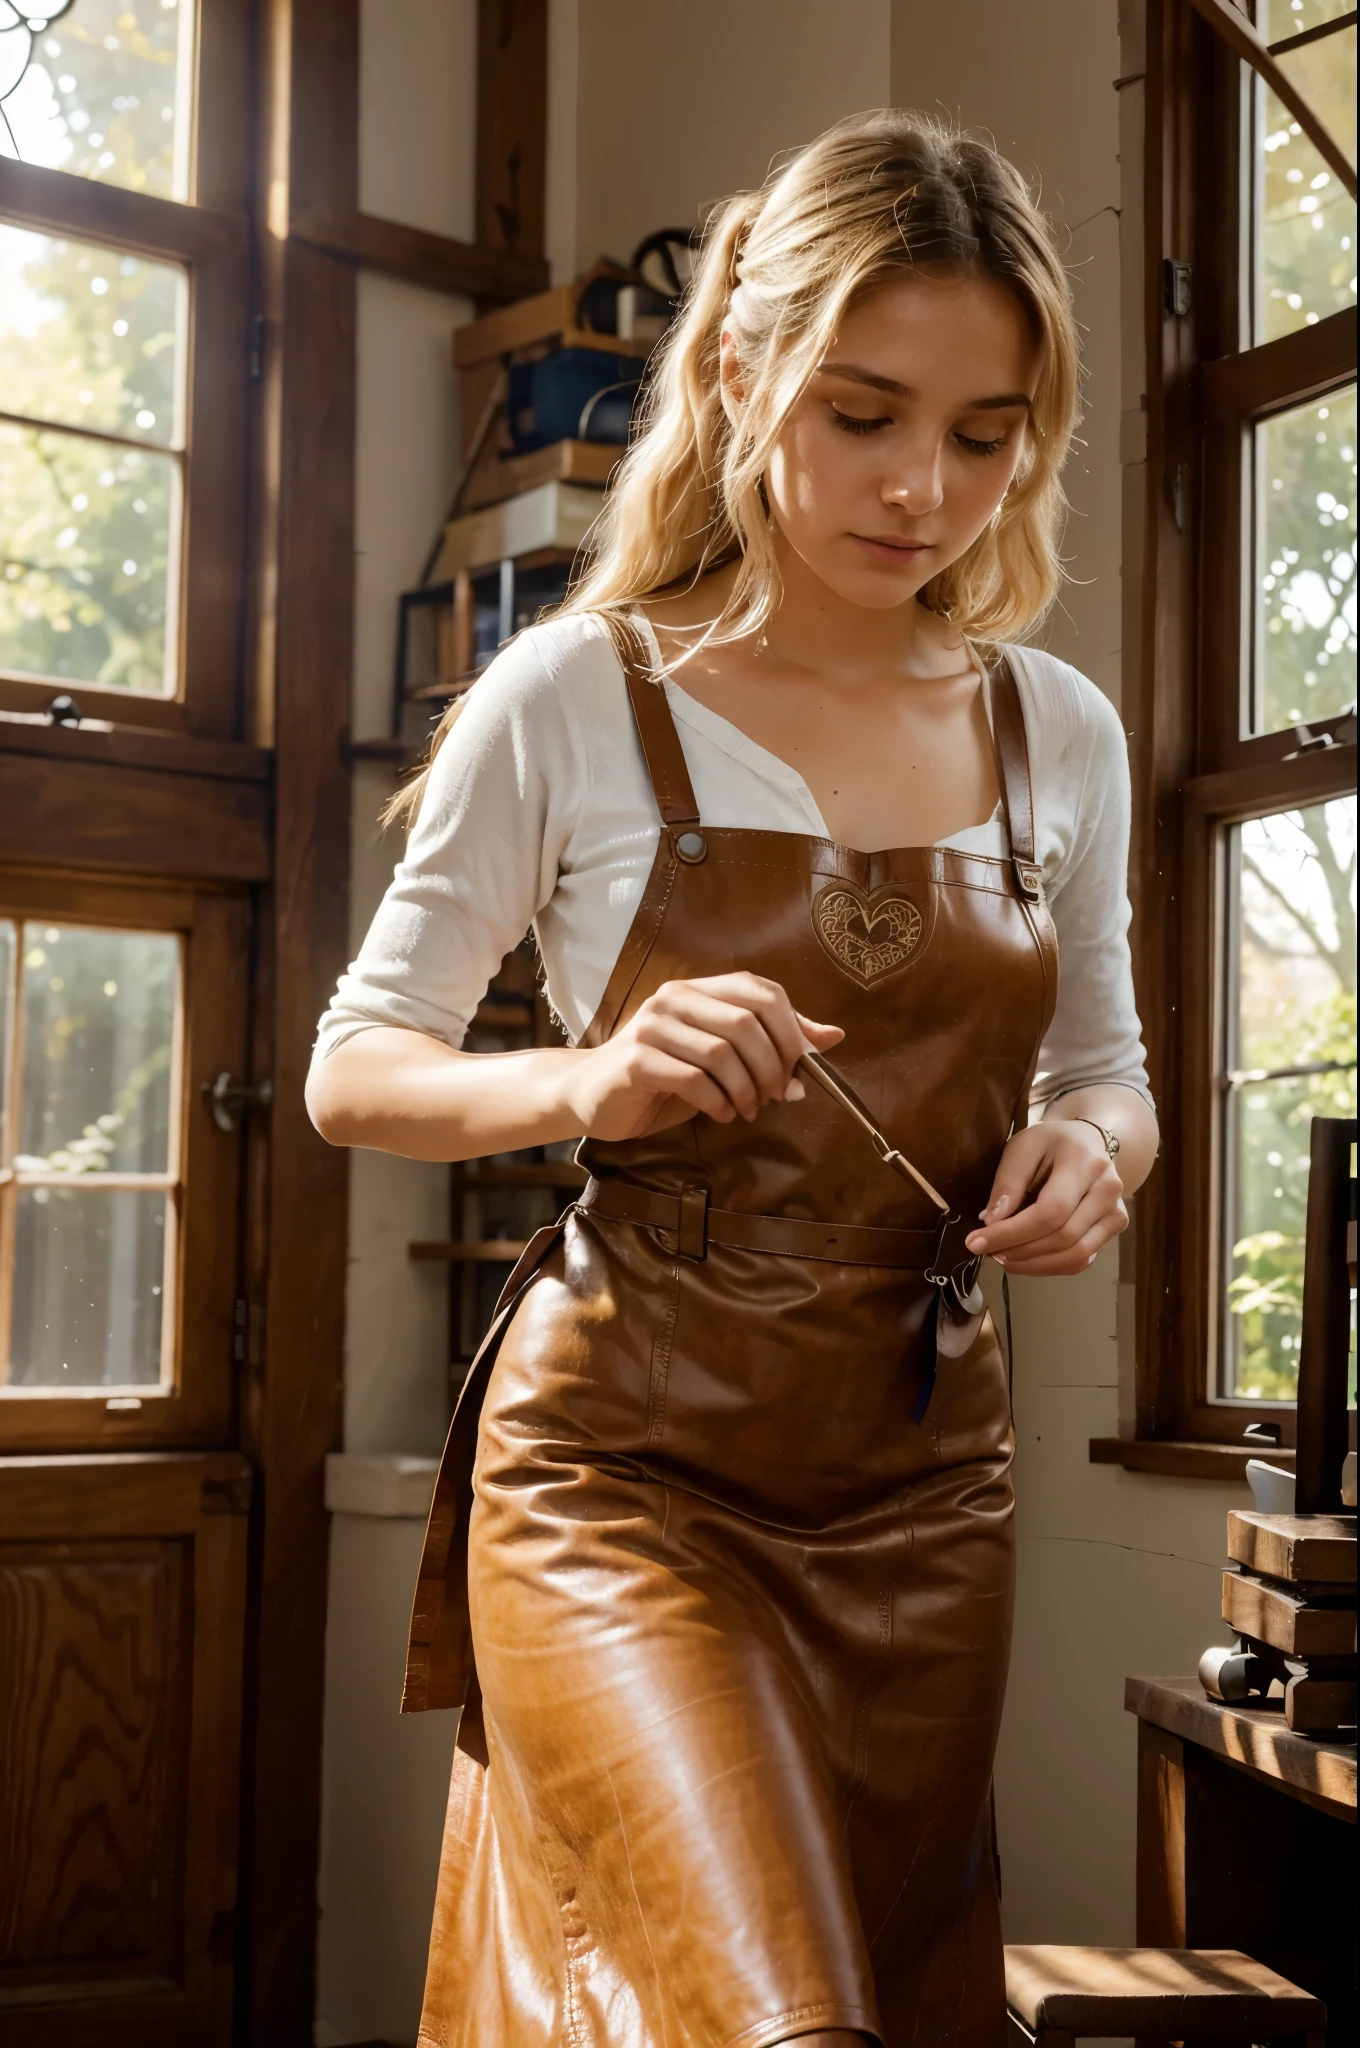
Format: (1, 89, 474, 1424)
(343, 736, 423, 768)
(434, 480, 604, 579)
(1126, 1674, 1355, 1820)
(453, 270, 644, 370)
(470, 1000, 535, 1031)
(1090, 1437, 1296, 1482)
(458, 1162, 587, 1189)
(410, 1238, 529, 1263)
(461, 437, 619, 513)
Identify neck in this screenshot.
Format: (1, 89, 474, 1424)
(752, 529, 970, 686)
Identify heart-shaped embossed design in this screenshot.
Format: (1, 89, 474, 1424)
(812, 884, 924, 984)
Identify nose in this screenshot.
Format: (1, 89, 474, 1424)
(882, 432, 944, 518)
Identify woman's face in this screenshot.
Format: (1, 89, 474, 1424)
(740, 270, 1041, 612)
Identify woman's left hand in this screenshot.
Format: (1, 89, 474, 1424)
(964, 1119, 1127, 1277)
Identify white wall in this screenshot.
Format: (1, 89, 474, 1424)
(889, 0, 1247, 1947)
(569, 0, 892, 271)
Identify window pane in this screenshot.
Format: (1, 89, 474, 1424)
(1253, 386, 1357, 733)
(0, 0, 195, 202)
(9, 1186, 168, 1388)
(17, 924, 178, 1175)
(0, 422, 177, 693)
(0, 224, 186, 446)
(1253, 33, 1357, 344)
(1261, 1, 1355, 31)
(1224, 799, 1358, 1400)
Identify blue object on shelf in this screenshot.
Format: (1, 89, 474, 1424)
(578, 379, 641, 444)
(506, 348, 648, 454)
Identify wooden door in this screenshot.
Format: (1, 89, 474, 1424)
(0, 1452, 251, 2047)
(0, 862, 260, 2047)
(0, 5, 263, 2040)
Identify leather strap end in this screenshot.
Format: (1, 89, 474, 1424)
(677, 1183, 709, 1261)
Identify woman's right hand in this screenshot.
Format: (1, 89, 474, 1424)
(564, 973, 844, 1142)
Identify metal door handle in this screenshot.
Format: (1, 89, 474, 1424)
(204, 1071, 274, 1132)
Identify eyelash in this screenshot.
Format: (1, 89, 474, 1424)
(830, 408, 1009, 458)
(831, 409, 890, 436)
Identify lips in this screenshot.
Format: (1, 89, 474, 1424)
(851, 533, 933, 561)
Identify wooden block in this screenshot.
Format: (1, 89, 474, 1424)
(1285, 1672, 1358, 1734)
(1003, 1944, 1325, 2036)
(436, 480, 604, 577)
(1223, 1567, 1359, 1655)
(1227, 1509, 1357, 1585)
(461, 437, 620, 512)
(453, 269, 640, 370)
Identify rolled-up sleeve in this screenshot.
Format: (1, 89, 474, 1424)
(1031, 682, 1153, 1109)
(314, 631, 582, 1060)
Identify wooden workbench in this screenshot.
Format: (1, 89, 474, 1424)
(1129, 1676, 1355, 2041)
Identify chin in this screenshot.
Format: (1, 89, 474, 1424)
(815, 558, 932, 611)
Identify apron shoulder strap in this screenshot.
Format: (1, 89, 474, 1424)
(989, 654, 1041, 901)
(608, 615, 701, 829)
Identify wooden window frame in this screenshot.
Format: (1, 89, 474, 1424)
(0, 867, 249, 1452)
(0, 0, 253, 740)
(1129, 0, 1358, 1458)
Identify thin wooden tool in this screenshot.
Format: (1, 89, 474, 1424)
(798, 1051, 950, 1213)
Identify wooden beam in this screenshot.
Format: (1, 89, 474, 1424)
(238, 4, 355, 2041)
(0, 736, 271, 881)
(1202, 305, 1357, 421)
(476, 0, 548, 263)
(0, 154, 248, 266)
(1185, 0, 1357, 199)
(291, 206, 547, 302)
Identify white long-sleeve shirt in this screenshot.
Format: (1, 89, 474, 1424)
(317, 611, 1152, 1107)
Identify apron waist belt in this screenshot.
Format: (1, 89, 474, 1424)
(578, 1176, 940, 1268)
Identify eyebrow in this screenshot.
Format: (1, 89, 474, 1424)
(817, 360, 1033, 411)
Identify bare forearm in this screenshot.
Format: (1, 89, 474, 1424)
(306, 1027, 587, 1161)
(1044, 1084, 1159, 1195)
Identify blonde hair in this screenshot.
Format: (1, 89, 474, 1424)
(391, 108, 1079, 828)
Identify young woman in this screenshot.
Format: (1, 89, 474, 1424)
(310, 111, 1157, 2048)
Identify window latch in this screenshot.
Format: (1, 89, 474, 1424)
(1285, 710, 1357, 758)
(204, 1071, 274, 1132)
(1163, 258, 1192, 317)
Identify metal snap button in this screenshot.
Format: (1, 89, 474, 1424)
(675, 831, 707, 863)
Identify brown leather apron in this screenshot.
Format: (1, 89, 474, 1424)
(404, 625, 1058, 2048)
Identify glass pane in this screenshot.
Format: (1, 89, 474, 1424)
(17, 923, 178, 1174)
(0, 420, 177, 692)
(0, 224, 186, 446)
(0, 0, 195, 201)
(1261, 2, 1355, 32)
(1225, 799, 1358, 1400)
(1254, 386, 1357, 733)
(0, 917, 13, 1160)
(1253, 26, 1357, 344)
(9, 1186, 167, 1388)
(1225, 1073, 1354, 1398)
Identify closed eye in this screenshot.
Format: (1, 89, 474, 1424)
(955, 431, 1009, 457)
(831, 407, 891, 436)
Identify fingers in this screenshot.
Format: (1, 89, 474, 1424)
(990, 1182, 1126, 1265)
(967, 1122, 1127, 1280)
(625, 1045, 739, 1125)
(640, 976, 842, 1115)
(994, 1204, 1128, 1276)
(975, 1127, 1049, 1230)
(632, 1013, 771, 1120)
(969, 1135, 1121, 1258)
